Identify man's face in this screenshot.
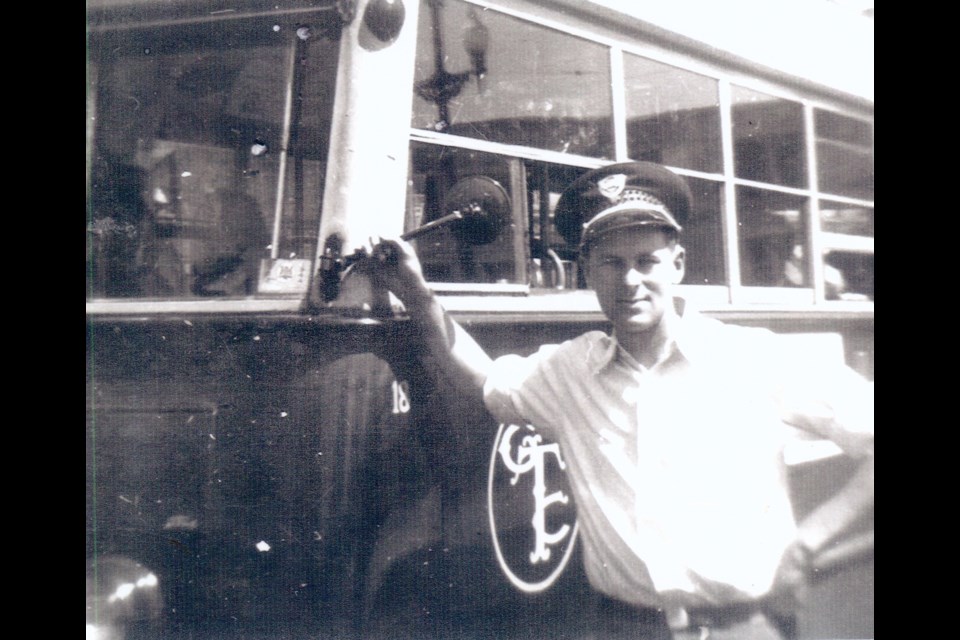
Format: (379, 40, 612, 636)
(584, 227, 685, 335)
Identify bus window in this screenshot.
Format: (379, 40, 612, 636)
(679, 176, 727, 287)
(816, 109, 874, 201)
(624, 53, 722, 174)
(411, 0, 614, 159)
(406, 142, 728, 292)
(820, 203, 874, 300)
(823, 249, 874, 301)
(523, 161, 584, 285)
(732, 86, 807, 189)
(820, 203, 874, 238)
(736, 186, 809, 289)
(86, 10, 339, 300)
(406, 143, 528, 285)
(404, 13, 875, 307)
(814, 108, 873, 301)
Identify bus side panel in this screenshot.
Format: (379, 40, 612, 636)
(87, 316, 872, 638)
(87, 320, 432, 637)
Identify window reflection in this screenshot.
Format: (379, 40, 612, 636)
(732, 86, 806, 188)
(820, 200, 874, 301)
(680, 177, 726, 286)
(736, 187, 808, 288)
(86, 16, 338, 300)
(407, 141, 728, 292)
(412, 0, 614, 158)
(815, 109, 874, 200)
(624, 54, 721, 173)
(820, 204, 874, 238)
(824, 251, 874, 301)
(406, 143, 525, 284)
(526, 161, 590, 289)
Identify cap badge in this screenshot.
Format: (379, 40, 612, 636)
(597, 173, 627, 203)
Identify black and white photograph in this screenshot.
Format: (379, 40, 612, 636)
(86, 1, 874, 638)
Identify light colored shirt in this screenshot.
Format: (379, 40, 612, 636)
(483, 302, 873, 609)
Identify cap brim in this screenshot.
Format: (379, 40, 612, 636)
(580, 205, 682, 248)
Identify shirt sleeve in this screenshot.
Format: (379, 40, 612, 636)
(483, 343, 564, 435)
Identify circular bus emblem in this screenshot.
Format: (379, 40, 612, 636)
(487, 423, 579, 593)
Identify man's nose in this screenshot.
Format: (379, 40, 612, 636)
(624, 267, 646, 285)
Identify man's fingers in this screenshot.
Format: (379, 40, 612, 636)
(370, 236, 407, 264)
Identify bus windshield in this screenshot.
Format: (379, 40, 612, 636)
(86, 3, 341, 300)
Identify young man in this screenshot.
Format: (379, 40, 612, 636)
(362, 162, 874, 640)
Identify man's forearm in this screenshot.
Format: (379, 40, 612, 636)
(404, 291, 492, 395)
(365, 237, 493, 400)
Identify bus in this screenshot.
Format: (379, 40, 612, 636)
(86, 1, 874, 638)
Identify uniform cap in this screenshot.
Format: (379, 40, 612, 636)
(553, 162, 692, 248)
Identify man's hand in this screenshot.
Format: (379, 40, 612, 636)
(357, 236, 492, 393)
(357, 236, 433, 310)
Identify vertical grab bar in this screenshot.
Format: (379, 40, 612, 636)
(270, 38, 299, 259)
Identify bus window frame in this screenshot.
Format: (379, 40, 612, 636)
(86, 2, 343, 314)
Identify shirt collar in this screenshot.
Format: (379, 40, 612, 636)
(592, 297, 709, 374)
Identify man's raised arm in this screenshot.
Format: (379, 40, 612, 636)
(361, 237, 493, 397)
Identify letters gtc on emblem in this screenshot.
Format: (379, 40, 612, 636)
(488, 424, 579, 592)
(497, 424, 572, 564)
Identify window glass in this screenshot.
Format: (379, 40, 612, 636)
(731, 86, 806, 188)
(411, 0, 614, 158)
(820, 200, 874, 301)
(406, 143, 527, 285)
(736, 186, 809, 287)
(624, 54, 721, 173)
(679, 177, 726, 286)
(86, 14, 339, 299)
(408, 141, 728, 292)
(820, 203, 874, 238)
(815, 109, 874, 200)
(824, 250, 874, 301)
(522, 160, 588, 289)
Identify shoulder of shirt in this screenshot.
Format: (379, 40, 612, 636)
(675, 306, 779, 364)
(527, 331, 614, 372)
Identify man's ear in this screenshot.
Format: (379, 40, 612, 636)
(672, 245, 686, 284)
